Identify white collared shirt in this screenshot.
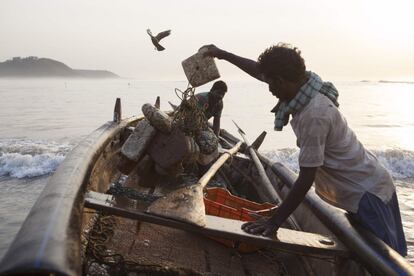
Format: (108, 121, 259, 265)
(290, 94, 395, 213)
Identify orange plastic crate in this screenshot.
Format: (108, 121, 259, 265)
(203, 187, 277, 252)
(204, 187, 276, 221)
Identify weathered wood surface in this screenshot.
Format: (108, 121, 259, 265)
(0, 116, 142, 276)
(105, 216, 285, 275)
(147, 141, 242, 226)
(85, 191, 349, 258)
(154, 96, 160, 109)
(234, 123, 281, 204)
(148, 184, 206, 225)
(121, 119, 156, 162)
(113, 97, 121, 122)
(251, 131, 267, 150)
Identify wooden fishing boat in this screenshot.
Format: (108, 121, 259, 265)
(1, 99, 413, 276)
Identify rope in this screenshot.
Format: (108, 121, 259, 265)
(221, 150, 235, 165)
(108, 182, 161, 202)
(172, 86, 208, 137)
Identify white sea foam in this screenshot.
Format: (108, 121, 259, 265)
(263, 148, 300, 173)
(263, 148, 414, 180)
(372, 148, 414, 179)
(0, 139, 73, 178)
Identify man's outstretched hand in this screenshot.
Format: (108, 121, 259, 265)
(199, 44, 226, 59)
(241, 215, 282, 237)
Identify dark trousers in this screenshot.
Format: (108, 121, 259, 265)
(349, 192, 407, 256)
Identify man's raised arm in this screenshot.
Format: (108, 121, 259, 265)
(201, 44, 266, 82)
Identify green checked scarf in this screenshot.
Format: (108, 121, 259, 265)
(272, 71, 339, 131)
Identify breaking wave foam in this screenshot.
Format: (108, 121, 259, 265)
(263, 147, 414, 180)
(0, 139, 73, 178)
(372, 148, 414, 179)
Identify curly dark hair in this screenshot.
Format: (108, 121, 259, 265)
(211, 80, 227, 93)
(258, 43, 306, 82)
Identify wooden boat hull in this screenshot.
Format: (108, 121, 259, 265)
(0, 116, 413, 276)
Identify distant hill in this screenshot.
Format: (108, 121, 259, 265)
(378, 80, 414, 84)
(360, 80, 414, 84)
(0, 56, 119, 78)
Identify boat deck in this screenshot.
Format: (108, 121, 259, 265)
(82, 163, 295, 275)
(99, 216, 287, 275)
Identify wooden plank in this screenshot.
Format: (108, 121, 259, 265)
(85, 191, 348, 258)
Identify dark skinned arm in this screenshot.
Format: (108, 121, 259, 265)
(242, 166, 317, 236)
(201, 44, 266, 82)
(213, 115, 221, 137)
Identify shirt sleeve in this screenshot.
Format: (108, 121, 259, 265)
(298, 116, 330, 167)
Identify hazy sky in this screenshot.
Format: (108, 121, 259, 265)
(1, 0, 414, 81)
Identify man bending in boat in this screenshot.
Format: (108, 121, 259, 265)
(201, 43, 407, 256)
(195, 80, 227, 136)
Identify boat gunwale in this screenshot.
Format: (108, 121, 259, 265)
(0, 116, 142, 276)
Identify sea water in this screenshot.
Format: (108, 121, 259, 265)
(0, 78, 413, 262)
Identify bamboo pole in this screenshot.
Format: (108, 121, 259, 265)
(199, 141, 242, 188)
(233, 124, 281, 204)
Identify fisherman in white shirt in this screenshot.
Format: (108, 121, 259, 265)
(202, 43, 407, 257)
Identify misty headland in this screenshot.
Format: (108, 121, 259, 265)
(0, 56, 119, 78)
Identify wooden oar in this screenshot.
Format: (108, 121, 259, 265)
(232, 120, 282, 204)
(147, 141, 243, 227)
(232, 122, 315, 275)
(232, 121, 304, 230)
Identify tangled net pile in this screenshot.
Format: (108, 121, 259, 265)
(172, 86, 208, 137)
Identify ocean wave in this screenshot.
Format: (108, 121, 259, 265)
(0, 139, 73, 178)
(263, 148, 414, 180)
(372, 149, 414, 179)
(263, 148, 300, 173)
(363, 124, 402, 128)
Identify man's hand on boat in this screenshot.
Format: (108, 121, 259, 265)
(242, 168, 317, 237)
(241, 215, 282, 237)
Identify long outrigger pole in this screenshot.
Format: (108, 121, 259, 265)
(232, 120, 282, 204)
(231, 121, 306, 234)
(232, 120, 317, 276)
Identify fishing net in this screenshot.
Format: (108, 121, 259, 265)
(172, 86, 218, 155)
(172, 86, 208, 136)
